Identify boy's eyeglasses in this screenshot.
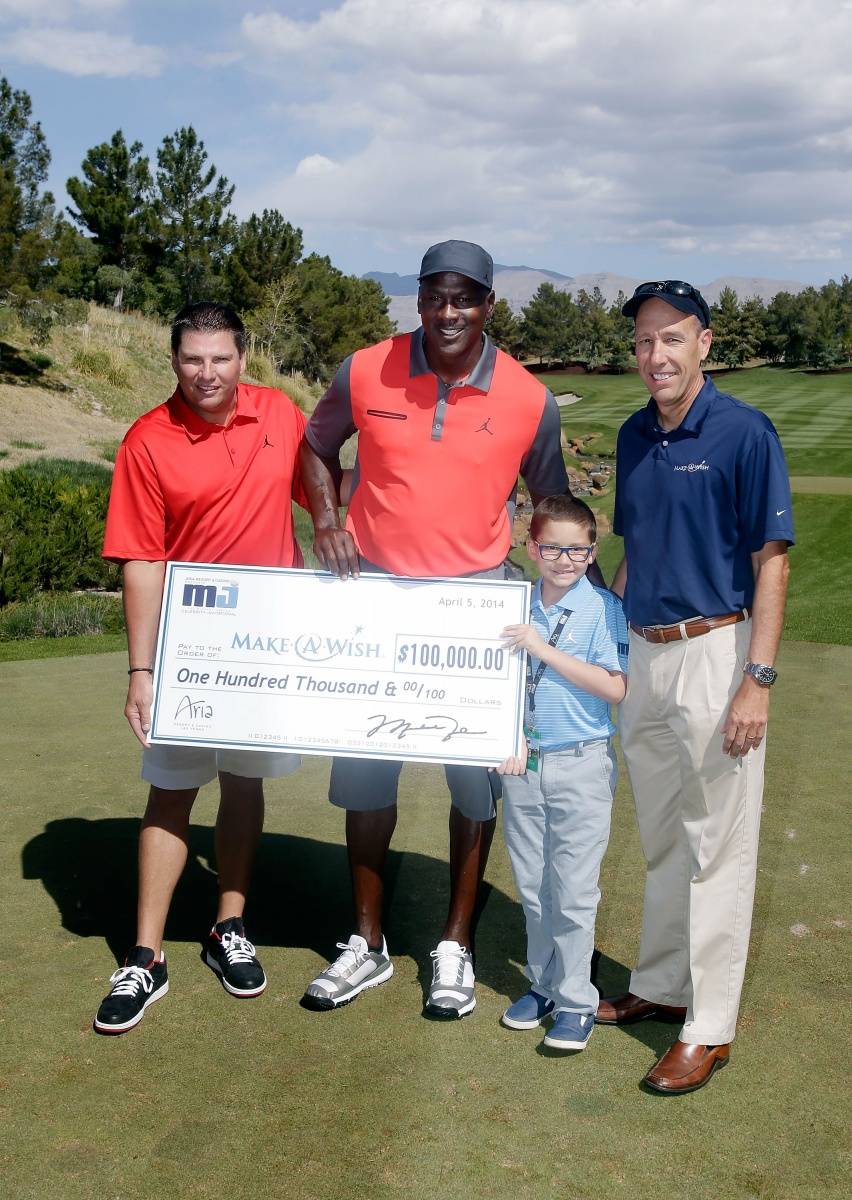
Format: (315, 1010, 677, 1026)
(532, 541, 596, 563)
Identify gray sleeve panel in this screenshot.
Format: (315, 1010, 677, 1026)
(519, 388, 569, 499)
(305, 355, 356, 457)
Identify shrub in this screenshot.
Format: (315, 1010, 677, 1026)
(0, 463, 119, 603)
(245, 351, 276, 387)
(71, 345, 130, 388)
(280, 371, 323, 413)
(0, 592, 124, 640)
(58, 298, 90, 328)
(15, 458, 112, 485)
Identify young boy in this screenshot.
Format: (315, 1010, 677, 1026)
(497, 494, 628, 1051)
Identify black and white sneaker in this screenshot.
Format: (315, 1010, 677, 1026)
(204, 917, 267, 997)
(94, 946, 168, 1034)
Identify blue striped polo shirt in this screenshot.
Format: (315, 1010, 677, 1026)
(526, 575, 629, 749)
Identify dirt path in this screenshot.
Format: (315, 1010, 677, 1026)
(0, 382, 128, 468)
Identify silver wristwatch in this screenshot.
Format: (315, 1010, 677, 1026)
(743, 661, 778, 687)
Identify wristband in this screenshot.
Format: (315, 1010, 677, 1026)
(128, 667, 154, 675)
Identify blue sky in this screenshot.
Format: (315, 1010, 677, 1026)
(3, 0, 851, 284)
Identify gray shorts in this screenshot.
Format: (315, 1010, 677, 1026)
(142, 744, 300, 790)
(330, 555, 506, 821)
(329, 756, 500, 822)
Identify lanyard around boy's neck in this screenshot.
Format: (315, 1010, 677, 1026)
(526, 609, 572, 715)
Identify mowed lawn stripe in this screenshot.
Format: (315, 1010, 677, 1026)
(790, 476, 852, 494)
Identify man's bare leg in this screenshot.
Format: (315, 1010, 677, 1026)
(214, 771, 264, 923)
(442, 807, 496, 951)
(136, 785, 198, 955)
(347, 806, 398, 947)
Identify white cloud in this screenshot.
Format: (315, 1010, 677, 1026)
(237, 0, 852, 274)
(5, 27, 167, 77)
(295, 154, 338, 178)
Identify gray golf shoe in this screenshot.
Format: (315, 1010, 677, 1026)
(425, 940, 476, 1018)
(301, 934, 393, 1010)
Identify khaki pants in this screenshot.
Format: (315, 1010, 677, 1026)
(620, 620, 765, 1045)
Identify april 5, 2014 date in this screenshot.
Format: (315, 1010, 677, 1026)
(395, 636, 507, 677)
(439, 595, 505, 609)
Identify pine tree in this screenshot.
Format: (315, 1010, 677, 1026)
(224, 209, 303, 312)
(486, 297, 521, 353)
(66, 131, 154, 269)
(519, 283, 577, 365)
(0, 76, 51, 227)
(154, 126, 236, 305)
(0, 77, 53, 290)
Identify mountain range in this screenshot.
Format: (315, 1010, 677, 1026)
(364, 265, 808, 333)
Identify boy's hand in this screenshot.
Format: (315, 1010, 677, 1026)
(501, 623, 547, 656)
(491, 739, 528, 775)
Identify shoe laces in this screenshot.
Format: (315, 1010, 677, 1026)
(326, 941, 366, 978)
(430, 944, 468, 986)
(220, 931, 257, 965)
(108, 965, 153, 998)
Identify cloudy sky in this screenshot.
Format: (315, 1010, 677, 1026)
(3, 0, 851, 283)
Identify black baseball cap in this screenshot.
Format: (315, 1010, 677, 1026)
(418, 240, 494, 290)
(622, 281, 711, 328)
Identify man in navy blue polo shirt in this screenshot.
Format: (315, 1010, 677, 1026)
(596, 281, 793, 1094)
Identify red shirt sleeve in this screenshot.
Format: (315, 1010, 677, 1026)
(289, 403, 310, 510)
(102, 435, 167, 563)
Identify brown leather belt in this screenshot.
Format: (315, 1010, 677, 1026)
(630, 609, 750, 644)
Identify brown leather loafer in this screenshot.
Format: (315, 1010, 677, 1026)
(643, 1040, 730, 1094)
(595, 992, 687, 1026)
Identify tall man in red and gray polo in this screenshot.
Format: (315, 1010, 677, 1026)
(94, 301, 306, 1034)
(298, 239, 572, 1019)
(597, 281, 794, 1093)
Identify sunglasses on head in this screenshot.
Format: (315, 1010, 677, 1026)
(632, 281, 710, 324)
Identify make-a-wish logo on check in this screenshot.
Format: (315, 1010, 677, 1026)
(231, 629, 381, 661)
(182, 582, 239, 610)
(174, 695, 214, 721)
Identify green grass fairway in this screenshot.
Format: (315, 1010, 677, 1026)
(543, 367, 852, 478)
(2, 648, 849, 1200)
(513, 490, 849, 647)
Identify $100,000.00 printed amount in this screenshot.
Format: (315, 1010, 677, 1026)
(149, 562, 530, 767)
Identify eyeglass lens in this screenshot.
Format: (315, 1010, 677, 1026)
(536, 543, 593, 562)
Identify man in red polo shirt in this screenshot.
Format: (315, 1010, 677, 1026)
(298, 240, 572, 1019)
(93, 301, 306, 1034)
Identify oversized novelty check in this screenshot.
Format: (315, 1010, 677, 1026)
(149, 562, 530, 766)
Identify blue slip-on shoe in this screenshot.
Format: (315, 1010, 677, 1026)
(501, 989, 556, 1030)
(543, 1011, 594, 1050)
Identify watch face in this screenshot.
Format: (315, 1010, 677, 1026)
(748, 663, 777, 685)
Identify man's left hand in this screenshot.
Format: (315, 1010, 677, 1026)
(722, 676, 769, 757)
